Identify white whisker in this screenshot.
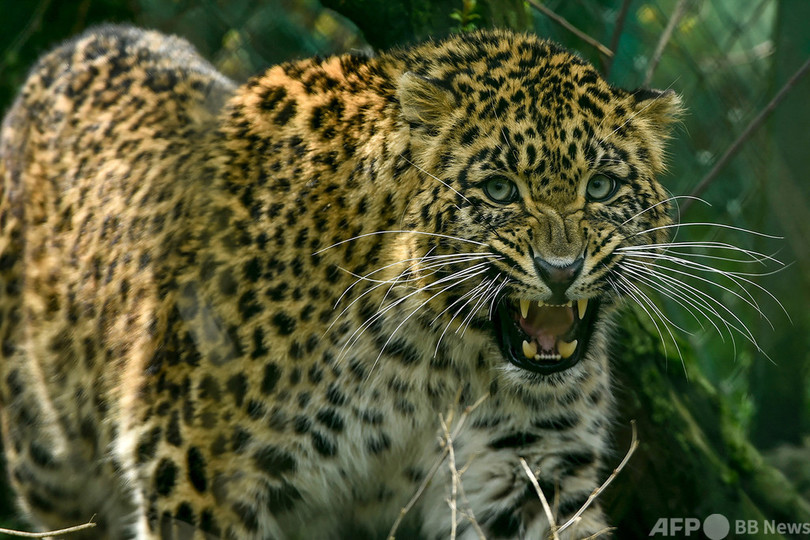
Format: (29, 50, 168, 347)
(619, 261, 739, 357)
(619, 241, 783, 266)
(619, 195, 710, 227)
(619, 262, 721, 337)
(489, 277, 510, 319)
(630, 222, 783, 240)
(614, 271, 693, 334)
(313, 229, 488, 254)
(611, 273, 683, 371)
(342, 262, 492, 361)
(458, 276, 501, 337)
(621, 254, 781, 327)
(367, 267, 493, 374)
(621, 260, 764, 348)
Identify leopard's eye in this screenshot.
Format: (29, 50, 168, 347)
(483, 176, 519, 204)
(585, 174, 617, 202)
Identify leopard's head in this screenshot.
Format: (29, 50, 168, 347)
(394, 30, 681, 375)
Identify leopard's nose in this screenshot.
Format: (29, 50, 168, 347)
(534, 256, 584, 304)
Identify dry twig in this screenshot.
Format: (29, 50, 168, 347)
(583, 527, 617, 539)
(440, 414, 486, 540)
(519, 457, 560, 540)
(0, 518, 96, 538)
(526, 0, 613, 58)
(387, 392, 489, 540)
(557, 421, 638, 535)
(520, 421, 639, 538)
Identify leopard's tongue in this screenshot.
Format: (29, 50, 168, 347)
(518, 304, 574, 351)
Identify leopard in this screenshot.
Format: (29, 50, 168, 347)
(0, 24, 680, 539)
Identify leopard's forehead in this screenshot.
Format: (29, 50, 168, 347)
(391, 30, 654, 204)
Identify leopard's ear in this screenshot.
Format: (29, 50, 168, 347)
(397, 72, 456, 127)
(631, 88, 683, 134)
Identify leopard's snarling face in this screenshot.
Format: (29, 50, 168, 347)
(393, 31, 680, 375)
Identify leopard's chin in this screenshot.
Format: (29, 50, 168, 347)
(491, 296, 601, 375)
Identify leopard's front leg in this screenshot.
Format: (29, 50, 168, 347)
(417, 387, 612, 539)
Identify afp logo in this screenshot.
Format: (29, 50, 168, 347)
(649, 514, 730, 539)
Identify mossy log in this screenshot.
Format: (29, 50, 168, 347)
(606, 311, 810, 538)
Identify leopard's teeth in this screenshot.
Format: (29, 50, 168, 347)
(558, 339, 578, 359)
(537, 300, 546, 308)
(519, 299, 530, 319)
(577, 299, 588, 319)
(522, 340, 537, 359)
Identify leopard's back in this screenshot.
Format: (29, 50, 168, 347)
(0, 25, 235, 537)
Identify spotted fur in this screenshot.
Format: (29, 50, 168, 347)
(0, 25, 680, 539)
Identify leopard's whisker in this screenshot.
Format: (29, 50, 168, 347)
(469, 274, 507, 331)
(334, 251, 496, 315)
(629, 221, 783, 240)
(366, 266, 494, 372)
(314, 230, 489, 255)
(467, 274, 506, 335)
(619, 260, 740, 357)
(622, 248, 777, 287)
(444, 277, 491, 339)
(619, 241, 783, 265)
(457, 277, 498, 337)
(324, 277, 399, 338)
(326, 254, 495, 339)
(377, 247, 441, 308)
(433, 288, 482, 358)
(341, 262, 493, 361)
(622, 250, 789, 323)
(340, 252, 499, 287)
(431, 271, 505, 356)
(620, 246, 778, 266)
(621, 260, 763, 349)
(613, 270, 693, 334)
(620, 261, 742, 359)
(621, 254, 780, 327)
(619, 195, 710, 227)
(619, 262, 719, 336)
(610, 273, 683, 368)
(488, 277, 509, 320)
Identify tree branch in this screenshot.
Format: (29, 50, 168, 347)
(526, 0, 613, 58)
(603, 0, 632, 78)
(642, 0, 691, 86)
(682, 55, 810, 215)
(0, 519, 96, 538)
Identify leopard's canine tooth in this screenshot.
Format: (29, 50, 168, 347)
(519, 299, 530, 319)
(558, 339, 578, 359)
(522, 340, 537, 359)
(577, 299, 588, 319)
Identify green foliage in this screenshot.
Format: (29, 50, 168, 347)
(450, 0, 482, 32)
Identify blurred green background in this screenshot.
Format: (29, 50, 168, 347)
(1, 0, 809, 537)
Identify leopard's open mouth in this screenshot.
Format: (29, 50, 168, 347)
(492, 297, 600, 374)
